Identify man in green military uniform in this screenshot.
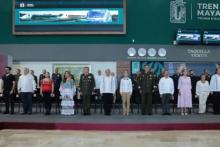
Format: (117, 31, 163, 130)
(79, 67, 95, 115)
(138, 65, 156, 115)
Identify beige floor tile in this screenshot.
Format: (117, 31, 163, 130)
(0, 130, 219, 147)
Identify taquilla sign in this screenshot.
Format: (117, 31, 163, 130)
(187, 49, 211, 58)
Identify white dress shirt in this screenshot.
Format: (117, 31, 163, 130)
(18, 74, 36, 92)
(95, 75, 103, 89)
(196, 81, 210, 95)
(159, 77, 174, 95)
(120, 77, 133, 93)
(210, 74, 220, 92)
(100, 76, 116, 94)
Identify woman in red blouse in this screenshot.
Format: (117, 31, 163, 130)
(40, 72, 54, 115)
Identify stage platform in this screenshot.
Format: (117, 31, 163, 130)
(0, 113, 219, 131)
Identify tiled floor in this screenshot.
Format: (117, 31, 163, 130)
(0, 130, 219, 147)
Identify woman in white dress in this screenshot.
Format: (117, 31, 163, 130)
(196, 75, 210, 114)
(59, 71, 76, 115)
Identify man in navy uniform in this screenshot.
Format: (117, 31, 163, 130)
(52, 68, 62, 113)
(79, 67, 95, 115)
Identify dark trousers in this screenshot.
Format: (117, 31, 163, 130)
(141, 92, 153, 115)
(54, 89, 61, 111)
(161, 94, 171, 114)
(20, 92, 32, 114)
(43, 92, 52, 113)
(213, 92, 220, 114)
(82, 94, 91, 114)
(3, 91, 14, 113)
(54, 89, 60, 102)
(103, 93, 113, 115)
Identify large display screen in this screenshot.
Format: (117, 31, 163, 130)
(176, 29, 201, 45)
(13, 0, 126, 35)
(203, 30, 220, 45)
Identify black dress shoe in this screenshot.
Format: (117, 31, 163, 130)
(166, 113, 171, 115)
(3, 111, 9, 114)
(10, 112, 14, 115)
(28, 112, 32, 115)
(162, 113, 166, 115)
(22, 112, 27, 115)
(148, 113, 152, 115)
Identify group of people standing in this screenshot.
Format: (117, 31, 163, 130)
(158, 67, 220, 115)
(0, 65, 220, 116)
(134, 65, 220, 115)
(0, 66, 61, 115)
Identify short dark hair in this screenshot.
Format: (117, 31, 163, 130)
(5, 66, 12, 71)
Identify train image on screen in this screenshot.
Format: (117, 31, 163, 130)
(177, 33, 200, 41)
(19, 12, 86, 21)
(19, 13, 62, 21)
(204, 34, 220, 41)
(18, 9, 116, 23)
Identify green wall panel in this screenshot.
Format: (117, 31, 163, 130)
(0, 0, 220, 44)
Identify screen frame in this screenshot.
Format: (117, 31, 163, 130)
(176, 29, 202, 45)
(12, 0, 127, 35)
(203, 30, 220, 45)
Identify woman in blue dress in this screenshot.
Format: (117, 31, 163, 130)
(59, 71, 76, 115)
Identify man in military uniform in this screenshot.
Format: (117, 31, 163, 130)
(79, 67, 95, 115)
(138, 65, 156, 115)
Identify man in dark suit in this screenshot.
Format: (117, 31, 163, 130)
(171, 69, 180, 105)
(2, 66, 15, 114)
